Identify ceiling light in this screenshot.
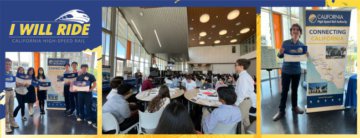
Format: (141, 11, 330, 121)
(230, 39, 237, 43)
(214, 40, 220, 44)
(189, 27, 194, 30)
(199, 31, 207, 37)
(236, 33, 240, 36)
(154, 29, 162, 47)
(240, 27, 250, 34)
(208, 37, 212, 40)
(131, 19, 143, 40)
(199, 41, 205, 45)
(227, 9, 240, 20)
(216, 16, 218, 18)
(219, 30, 227, 35)
(246, 12, 249, 14)
(211, 25, 216, 28)
(236, 22, 241, 26)
(192, 38, 195, 41)
(200, 14, 210, 23)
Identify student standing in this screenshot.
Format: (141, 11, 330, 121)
(68, 62, 79, 116)
(234, 59, 254, 129)
(25, 67, 37, 116)
(202, 87, 241, 134)
(63, 63, 71, 115)
(76, 64, 97, 125)
(13, 67, 29, 121)
(37, 67, 48, 114)
(273, 23, 306, 121)
(5, 58, 19, 133)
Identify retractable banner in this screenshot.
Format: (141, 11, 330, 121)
(305, 10, 351, 112)
(47, 58, 69, 109)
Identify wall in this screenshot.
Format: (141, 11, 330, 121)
(188, 45, 256, 76)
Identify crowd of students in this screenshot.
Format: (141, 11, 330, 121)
(4, 58, 97, 133)
(102, 58, 257, 134)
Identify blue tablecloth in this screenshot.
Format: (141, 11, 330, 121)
(345, 74, 357, 110)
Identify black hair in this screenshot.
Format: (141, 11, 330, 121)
(64, 63, 70, 67)
(81, 64, 88, 68)
(27, 67, 36, 80)
(154, 101, 196, 134)
(16, 66, 25, 75)
(236, 59, 251, 70)
(110, 76, 124, 89)
(117, 83, 133, 96)
(71, 62, 78, 66)
(217, 86, 237, 105)
(290, 23, 303, 35)
(37, 67, 46, 79)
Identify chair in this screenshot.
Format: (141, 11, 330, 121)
(211, 122, 238, 134)
(138, 109, 164, 134)
(102, 112, 119, 134)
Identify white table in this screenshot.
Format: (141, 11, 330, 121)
(135, 87, 184, 102)
(184, 89, 222, 108)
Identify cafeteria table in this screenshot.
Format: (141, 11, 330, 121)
(184, 89, 222, 113)
(345, 74, 357, 111)
(135, 87, 184, 108)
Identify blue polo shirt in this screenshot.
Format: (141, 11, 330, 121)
(278, 39, 305, 75)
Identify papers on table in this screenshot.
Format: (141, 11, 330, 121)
(73, 81, 90, 92)
(284, 45, 308, 62)
(16, 73, 32, 86)
(5, 74, 16, 88)
(39, 82, 51, 91)
(63, 73, 78, 84)
(193, 89, 220, 106)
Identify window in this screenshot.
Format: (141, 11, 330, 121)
(102, 32, 111, 66)
(102, 7, 112, 30)
(116, 37, 126, 59)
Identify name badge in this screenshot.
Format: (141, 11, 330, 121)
(84, 76, 89, 81)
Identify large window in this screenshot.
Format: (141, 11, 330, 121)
(5, 52, 34, 73)
(261, 7, 305, 81)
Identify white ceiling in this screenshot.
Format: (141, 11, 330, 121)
(120, 7, 189, 61)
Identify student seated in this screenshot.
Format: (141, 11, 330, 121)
(184, 76, 196, 91)
(201, 78, 213, 89)
(147, 85, 170, 113)
(141, 76, 154, 91)
(215, 77, 227, 90)
(154, 102, 197, 134)
(106, 76, 124, 100)
(102, 84, 138, 132)
(202, 86, 241, 134)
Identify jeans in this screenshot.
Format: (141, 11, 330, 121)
(70, 92, 78, 113)
(13, 93, 26, 117)
(77, 92, 92, 120)
(279, 73, 301, 113)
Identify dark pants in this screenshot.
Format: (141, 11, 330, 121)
(279, 73, 301, 112)
(64, 85, 70, 111)
(13, 93, 26, 117)
(77, 92, 92, 120)
(70, 92, 78, 113)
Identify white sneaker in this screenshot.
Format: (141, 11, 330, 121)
(5, 125, 12, 133)
(10, 121, 19, 128)
(76, 118, 82, 122)
(87, 121, 92, 125)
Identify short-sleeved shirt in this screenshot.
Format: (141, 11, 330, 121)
(278, 39, 306, 75)
(76, 72, 96, 92)
(5, 71, 14, 91)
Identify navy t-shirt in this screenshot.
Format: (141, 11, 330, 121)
(278, 39, 306, 75)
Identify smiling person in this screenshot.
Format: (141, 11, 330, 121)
(13, 67, 29, 121)
(273, 23, 306, 121)
(25, 67, 37, 116)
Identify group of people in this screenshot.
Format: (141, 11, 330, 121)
(4, 58, 48, 133)
(102, 58, 257, 134)
(4, 58, 97, 133)
(62, 62, 97, 127)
